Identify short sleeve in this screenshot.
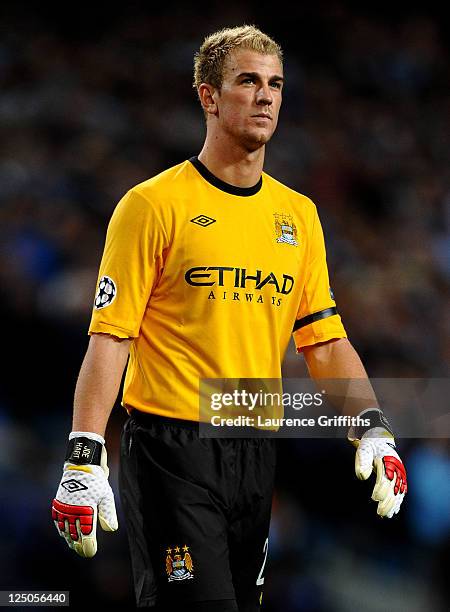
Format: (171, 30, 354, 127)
(88, 188, 168, 338)
(292, 206, 346, 351)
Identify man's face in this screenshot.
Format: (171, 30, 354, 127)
(213, 49, 283, 151)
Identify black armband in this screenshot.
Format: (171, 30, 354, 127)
(351, 409, 394, 439)
(65, 437, 103, 465)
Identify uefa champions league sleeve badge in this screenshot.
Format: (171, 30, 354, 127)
(166, 545, 194, 582)
(94, 275, 117, 309)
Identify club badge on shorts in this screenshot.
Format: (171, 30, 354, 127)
(166, 545, 194, 582)
(274, 213, 298, 246)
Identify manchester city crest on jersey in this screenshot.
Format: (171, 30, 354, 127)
(94, 275, 117, 309)
(274, 214, 298, 246)
(166, 545, 194, 582)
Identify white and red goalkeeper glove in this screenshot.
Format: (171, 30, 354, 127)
(348, 409, 407, 518)
(52, 432, 118, 557)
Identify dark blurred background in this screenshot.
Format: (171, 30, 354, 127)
(0, 1, 449, 610)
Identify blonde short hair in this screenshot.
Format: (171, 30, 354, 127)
(193, 24, 283, 91)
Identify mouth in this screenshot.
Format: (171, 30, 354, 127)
(252, 113, 272, 120)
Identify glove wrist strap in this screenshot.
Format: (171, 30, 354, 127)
(65, 436, 103, 466)
(348, 408, 394, 441)
(69, 430, 105, 445)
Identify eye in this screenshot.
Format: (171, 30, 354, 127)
(270, 81, 282, 90)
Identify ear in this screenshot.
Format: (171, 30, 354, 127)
(198, 83, 219, 116)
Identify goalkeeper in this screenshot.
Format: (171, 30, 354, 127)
(52, 24, 406, 612)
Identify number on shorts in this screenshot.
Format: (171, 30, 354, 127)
(256, 538, 269, 586)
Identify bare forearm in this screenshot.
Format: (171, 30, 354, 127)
(72, 333, 132, 436)
(303, 338, 379, 416)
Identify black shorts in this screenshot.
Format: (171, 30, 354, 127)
(119, 411, 277, 610)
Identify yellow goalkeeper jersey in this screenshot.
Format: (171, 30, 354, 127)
(88, 157, 346, 421)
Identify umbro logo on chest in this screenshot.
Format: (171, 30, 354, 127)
(190, 215, 216, 227)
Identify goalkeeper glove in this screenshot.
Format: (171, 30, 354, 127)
(348, 409, 407, 518)
(52, 432, 118, 557)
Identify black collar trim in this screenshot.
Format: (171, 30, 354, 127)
(189, 156, 262, 197)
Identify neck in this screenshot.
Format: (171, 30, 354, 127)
(198, 132, 265, 188)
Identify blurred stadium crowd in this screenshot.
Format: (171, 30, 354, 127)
(0, 2, 448, 611)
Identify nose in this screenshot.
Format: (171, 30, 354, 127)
(256, 83, 273, 106)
